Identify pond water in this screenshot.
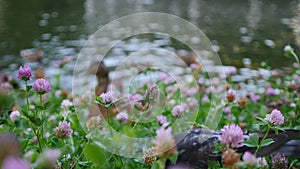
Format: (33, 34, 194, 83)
(0, 0, 299, 74)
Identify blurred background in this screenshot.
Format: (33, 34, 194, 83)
(0, 0, 299, 73)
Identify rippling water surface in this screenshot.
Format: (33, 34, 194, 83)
(0, 0, 298, 75)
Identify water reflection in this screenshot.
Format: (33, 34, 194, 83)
(188, 0, 201, 26)
(291, 1, 300, 47)
(247, 0, 262, 36)
(0, 0, 6, 34)
(0, 0, 298, 72)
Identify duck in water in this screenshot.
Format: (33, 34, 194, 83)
(167, 129, 300, 169)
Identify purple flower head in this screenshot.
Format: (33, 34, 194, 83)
(24, 151, 34, 162)
(17, 65, 33, 81)
(266, 88, 276, 96)
(154, 127, 177, 157)
(61, 99, 73, 108)
(226, 89, 236, 102)
(228, 66, 237, 75)
(157, 115, 168, 125)
(29, 105, 35, 110)
(33, 78, 51, 94)
(284, 45, 293, 53)
(257, 157, 268, 167)
(185, 88, 198, 96)
(290, 102, 296, 107)
(227, 89, 236, 95)
(1, 82, 12, 89)
(48, 115, 56, 121)
(242, 152, 256, 165)
(145, 84, 159, 101)
(57, 56, 72, 68)
(44, 149, 60, 164)
(187, 98, 198, 109)
(2, 156, 31, 169)
(10, 110, 20, 122)
(164, 76, 175, 84)
(189, 63, 198, 69)
(64, 56, 72, 63)
(223, 107, 231, 114)
(272, 153, 288, 169)
(7, 75, 12, 81)
(36, 149, 61, 168)
(54, 121, 73, 139)
(128, 93, 143, 105)
(55, 90, 62, 97)
(172, 105, 184, 117)
(57, 60, 63, 67)
(159, 73, 174, 84)
(100, 91, 115, 104)
(220, 124, 244, 148)
(250, 94, 260, 103)
(265, 109, 284, 125)
(116, 111, 129, 123)
(197, 77, 203, 85)
(202, 95, 210, 103)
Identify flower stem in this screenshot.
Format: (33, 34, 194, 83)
(25, 81, 30, 110)
(39, 94, 43, 106)
(31, 125, 43, 152)
(112, 155, 124, 167)
(72, 138, 90, 169)
(106, 108, 113, 136)
(254, 126, 270, 156)
(296, 97, 300, 115)
(291, 51, 300, 68)
(24, 81, 43, 152)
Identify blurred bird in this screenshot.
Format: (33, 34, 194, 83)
(95, 61, 110, 96)
(35, 66, 45, 79)
(20, 48, 43, 62)
(177, 52, 197, 66)
(167, 129, 300, 169)
(87, 61, 118, 118)
(86, 61, 110, 96)
(19, 48, 45, 80)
